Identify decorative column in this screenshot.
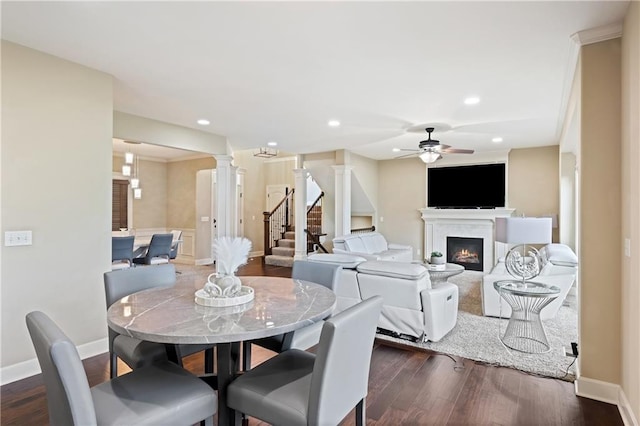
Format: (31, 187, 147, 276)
(294, 168, 310, 260)
(333, 165, 352, 237)
(214, 155, 234, 241)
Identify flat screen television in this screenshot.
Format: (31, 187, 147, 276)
(428, 163, 505, 209)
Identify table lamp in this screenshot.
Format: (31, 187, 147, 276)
(495, 217, 552, 284)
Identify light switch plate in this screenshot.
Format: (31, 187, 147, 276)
(5, 230, 32, 246)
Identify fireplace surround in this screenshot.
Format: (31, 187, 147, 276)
(420, 208, 515, 272)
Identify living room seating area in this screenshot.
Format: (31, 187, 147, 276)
(332, 231, 413, 261)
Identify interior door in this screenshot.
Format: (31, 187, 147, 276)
(266, 184, 289, 211)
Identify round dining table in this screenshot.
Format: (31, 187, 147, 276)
(107, 275, 336, 426)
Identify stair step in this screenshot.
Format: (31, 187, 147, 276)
(272, 246, 294, 257)
(283, 231, 295, 239)
(278, 239, 295, 248)
(264, 255, 294, 267)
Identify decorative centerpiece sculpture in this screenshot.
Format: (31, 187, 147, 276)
(195, 237, 254, 307)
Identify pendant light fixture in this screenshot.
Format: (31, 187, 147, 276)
(123, 141, 142, 198)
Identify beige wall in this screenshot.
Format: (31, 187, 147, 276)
(508, 146, 561, 241)
(1, 42, 113, 367)
(113, 154, 216, 231)
(579, 38, 622, 385)
(621, 1, 640, 420)
(377, 159, 426, 259)
(232, 150, 271, 254)
(167, 157, 216, 229)
(350, 153, 378, 214)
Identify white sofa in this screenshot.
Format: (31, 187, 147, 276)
(481, 243, 578, 320)
(308, 253, 458, 342)
(332, 232, 413, 262)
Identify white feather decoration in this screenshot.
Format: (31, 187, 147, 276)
(212, 237, 252, 275)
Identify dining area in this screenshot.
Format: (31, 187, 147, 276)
(26, 236, 384, 425)
(111, 230, 183, 269)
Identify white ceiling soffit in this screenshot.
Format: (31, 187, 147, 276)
(1, 1, 630, 160)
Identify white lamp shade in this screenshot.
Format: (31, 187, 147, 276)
(125, 152, 134, 164)
(495, 217, 552, 244)
(122, 164, 132, 176)
(133, 188, 142, 199)
(420, 151, 442, 163)
(130, 178, 139, 189)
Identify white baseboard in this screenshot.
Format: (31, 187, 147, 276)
(1, 338, 108, 386)
(249, 250, 264, 259)
(575, 376, 620, 404)
(618, 388, 639, 426)
(575, 376, 639, 425)
(196, 258, 214, 265)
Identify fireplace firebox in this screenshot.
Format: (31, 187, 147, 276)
(447, 236, 483, 272)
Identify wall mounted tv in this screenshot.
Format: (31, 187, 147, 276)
(428, 163, 506, 209)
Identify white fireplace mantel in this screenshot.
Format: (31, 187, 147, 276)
(419, 208, 516, 272)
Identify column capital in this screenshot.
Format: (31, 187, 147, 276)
(293, 168, 310, 178)
(213, 154, 234, 165)
(332, 165, 354, 174)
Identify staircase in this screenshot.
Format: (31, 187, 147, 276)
(263, 191, 326, 268)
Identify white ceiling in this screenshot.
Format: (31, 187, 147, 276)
(1, 1, 630, 161)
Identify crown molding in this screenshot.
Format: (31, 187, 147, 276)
(570, 22, 623, 46)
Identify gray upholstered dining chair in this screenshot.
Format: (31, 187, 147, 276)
(242, 260, 342, 370)
(111, 235, 134, 270)
(228, 295, 383, 426)
(104, 264, 215, 378)
(132, 233, 173, 265)
(26, 311, 217, 426)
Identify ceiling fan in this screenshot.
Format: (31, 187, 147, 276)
(395, 127, 475, 163)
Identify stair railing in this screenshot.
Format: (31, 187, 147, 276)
(305, 192, 328, 253)
(351, 225, 376, 234)
(263, 189, 295, 256)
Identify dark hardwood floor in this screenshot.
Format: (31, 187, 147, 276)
(1, 258, 623, 425)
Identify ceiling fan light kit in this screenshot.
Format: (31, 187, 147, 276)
(396, 127, 475, 163)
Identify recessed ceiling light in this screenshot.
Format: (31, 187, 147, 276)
(197, 119, 210, 125)
(492, 137, 503, 143)
(267, 141, 278, 147)
(328, 120, 341, 127)
(464, 97, 480, 105)
(392, 148, 401, 152)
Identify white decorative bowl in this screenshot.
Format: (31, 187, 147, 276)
(194, 286, 254, 307)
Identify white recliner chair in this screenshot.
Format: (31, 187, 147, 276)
(308, 254, 459, 342)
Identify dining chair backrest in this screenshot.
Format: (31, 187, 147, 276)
(26, 311, 97, 425)
(111, 236, 134, 268)
(104, 263, 176, 309)
(136, 233, 173, 265)
(308, 295, 383, 425)
(291, 259, 342, 292)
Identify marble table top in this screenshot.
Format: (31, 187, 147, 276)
(107, 275, 337, 345)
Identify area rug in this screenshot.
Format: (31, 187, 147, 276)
(375, 271, 579, 381)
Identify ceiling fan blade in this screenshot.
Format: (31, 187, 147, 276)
(397, 148, 420, 152)
(442, 148, 475, 154)
(394, 152, 420, 159)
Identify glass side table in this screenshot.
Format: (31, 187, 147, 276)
(494, 280, 561, 354)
